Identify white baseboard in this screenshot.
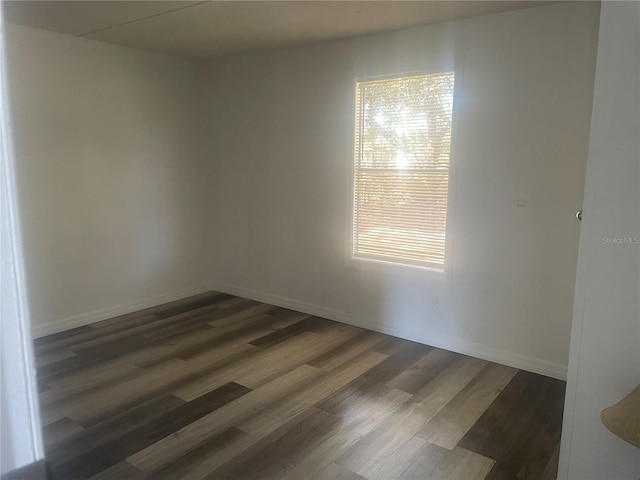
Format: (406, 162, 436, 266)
(31, 284, 211, 338)
(210, 282, 568, 381)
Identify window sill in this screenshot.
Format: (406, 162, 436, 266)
(346, 256, 448, 283)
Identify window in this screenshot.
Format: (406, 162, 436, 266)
(352, 72, 455, 270)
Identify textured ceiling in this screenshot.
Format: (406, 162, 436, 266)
(4, 1, 557, 59)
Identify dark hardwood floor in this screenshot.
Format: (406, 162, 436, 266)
(34, 291, 565, 480)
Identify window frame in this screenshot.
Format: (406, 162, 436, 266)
(347, 68, 461, 279)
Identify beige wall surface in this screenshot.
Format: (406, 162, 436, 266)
(203, 2, 600, 378)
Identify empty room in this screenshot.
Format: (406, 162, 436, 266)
(1, 1, 638, 479)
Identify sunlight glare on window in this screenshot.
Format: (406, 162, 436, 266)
(394, 152, 408, 169)
(353, 72, 455, 270)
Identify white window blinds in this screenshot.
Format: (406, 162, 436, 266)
(353, 72, 455, 270)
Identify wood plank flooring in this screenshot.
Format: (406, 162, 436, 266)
(34, 291, 565, 480)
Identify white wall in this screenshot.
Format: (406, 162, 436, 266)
(1, 16, 42, 474)
(4, 3, 601, 378)
(204, 2, 600, 378)
(5, 25, 209, 337)
(558, 2, 640, 479)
